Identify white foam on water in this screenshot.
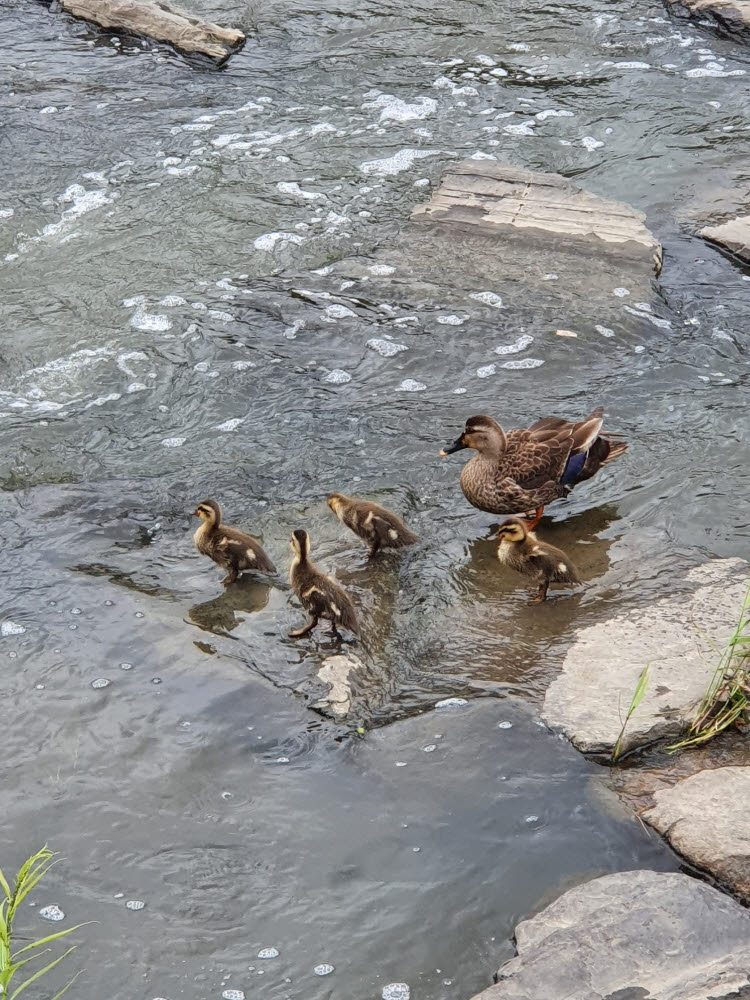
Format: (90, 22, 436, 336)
(469, 151, 496, 160)
(369, 264, 395, 275)
(126, 900, 145, 910)
(470, 291, 503, 308)
(500, 358, 544, 369)
(613, 287, 630, 297)
(615, 61, 651, 69)
(253, 231, 305, 251)
(595, 325, 615, 337)
(400, 379, 426, 391)
(231, 359, 256, 370)
(453, 387, 467, 394)
(383, 985, 410, 1000)
(277, 181, 323, 200)
(216, 418, 243, 432)
(258, 948, 279, 960)
(436, 314, 465, 325)
(0, 208, 14, 219)
(686, 64, 745, 77)
(91, 678, 111, 689)
(2, 622, 26, 636)
(495, 334, 533, 354)
(362, 94, 438, 122)
(476, 54, 496, 66)
(498, 721, 513, 729)
(477, 364, 496, 378)
(85, 392, 121, 408)
(39, 905, 64, 921)
(322, 304, 356, 321)
(222, 991, 245, 999)
(624, 306, 672, 329)
(161, 437, 186, 447)
(209, 310, 234, 322)
(323, 369, 352, 384)
(360, 149, 436, 176)
(129, 303, 172, 332)
(435, 697, 468, 709)
(581, 136, 604, 151)
(536, 109, 574, 120)
(367, 339, 408, 357)
(313, 965, 334, 976)
(40, 106, 58, 114)
(504, 120, 535, 136)
(159, 294, 187, 307)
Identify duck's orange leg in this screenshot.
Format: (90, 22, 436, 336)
(524, 506, 544, 531)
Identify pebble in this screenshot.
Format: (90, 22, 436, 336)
(313, 964, 335, 976)
(39, 905, 64, 922)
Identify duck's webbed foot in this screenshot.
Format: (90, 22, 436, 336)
(530, 580, 549, 604)
(524, 506, 545, 531)
(289, 617, 318, 638)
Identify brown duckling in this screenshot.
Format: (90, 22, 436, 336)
(192, 499, 276, 585)
(327, 492, 418, 559)
(496, 517, 579, 603)
(288, 528, 359, 638)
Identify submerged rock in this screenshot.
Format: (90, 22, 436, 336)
(643, 766, 750, 900)
(542, 558, 749, 755)
(700, 215, 750, 263)
(53, 0, 245, 63)
(472, 870, 750, 999)
(665, 0, 750, 38)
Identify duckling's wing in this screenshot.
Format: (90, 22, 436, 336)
(222, 527, 277, 573)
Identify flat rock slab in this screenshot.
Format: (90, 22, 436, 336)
(542, 558, 749, 754)
(56, 0, 245, 62)
(700, 215, 750, 263)
(643, 766, 750, 900)
(472, 869, 750, 1000)
(666, 0, 750, 36)
(410, 160, 662, 273)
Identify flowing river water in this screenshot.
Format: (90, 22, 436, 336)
(2, 0, 749, 996)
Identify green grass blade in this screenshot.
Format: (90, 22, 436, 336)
(12, 923, 94, 958)
(8, 946, 77, 1000)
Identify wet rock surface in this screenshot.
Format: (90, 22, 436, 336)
(700, 215, 750, 262)
(54, 0, 245, 62)
(411, 160, 662, 272)
(542, 558, 749, 754)
(472, 869, 750, 1000)
(643, 766, 750, 901)
(665, 0, 750, 37)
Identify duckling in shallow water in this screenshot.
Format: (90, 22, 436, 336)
(288, 528, 359, 638)
(327, 492, 418, 558)
(496, 518, 579, 603)
(192, 499, 276, 585)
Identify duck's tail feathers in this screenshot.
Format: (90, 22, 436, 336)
(574, 435, 628, 483)
(570, 406, 604, 455)
(394, 526, 419, 548)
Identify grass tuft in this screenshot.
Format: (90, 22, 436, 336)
(0, 846, 91, 1000)
(612, 664, 650, 763)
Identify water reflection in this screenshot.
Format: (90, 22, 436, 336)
(188, 574, 273, 635)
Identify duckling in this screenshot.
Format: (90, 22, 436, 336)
(288, 528, 359, 638)
(192, 499, 276, 585)
(496, 517, 579, 603)
(327, 492, 418, 559)
(441, 407, 627, 528)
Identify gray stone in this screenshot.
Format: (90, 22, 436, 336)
(700, 215, 750, 263)
(472, 870, 750, 1000)
(542, 559, 749, 754)
(56, 0, 245, 62)
(643, 766, 750, 900)
(410, 160, 662, 273)
(666, 0, 750, 37)
(312, 654, 358, 717)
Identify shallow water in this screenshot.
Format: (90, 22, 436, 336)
(1, 0, 749, 996)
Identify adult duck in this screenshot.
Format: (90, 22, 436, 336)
(440, 406, 627, 527)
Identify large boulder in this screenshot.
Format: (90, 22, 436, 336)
(472, 870, 750, 1000)
(542, 558, 749, 754)
(643, 766, 750, 901)
(55, 0, 245, 62)
(665, 0, 750, 37)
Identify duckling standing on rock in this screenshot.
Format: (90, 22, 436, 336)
(289, 528, 359, 638)
(192, 499, 276, 585)
(496, 518, 580, 603)
(327, 492, 418, 559)
(441, 407, 627, 528)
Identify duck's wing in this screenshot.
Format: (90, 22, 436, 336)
(504, 426, 574, 489)
(221, 527, 277, 573)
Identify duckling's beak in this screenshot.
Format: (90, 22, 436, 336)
(440, 436, 466, 456)
(190, 509, 200, 517)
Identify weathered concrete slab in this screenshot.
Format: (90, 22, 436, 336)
(643, 766, 750, 900)
(410, 160, 662, 273)
(472, 870, 750, 1000)
(700, 215, 750, 263)
(542, 558, 749, 755)
(56, 0, 245, 62)
(666, 0, 750, 37)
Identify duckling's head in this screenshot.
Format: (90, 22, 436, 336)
(327, 492, 349, 515)
(441, 415, 507, 457)
(496, 518, 528, 545)
(290, 528, 311, 560)
(192, 499, 222, 526)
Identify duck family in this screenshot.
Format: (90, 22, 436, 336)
(192, 406, 628, 635)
